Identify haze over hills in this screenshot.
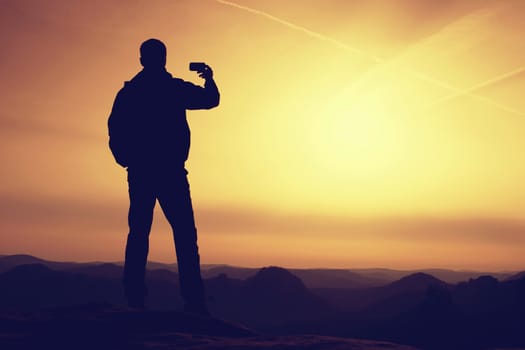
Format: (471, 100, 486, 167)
(2, 255, 511, 287)
(506, 270, 525, 281)
(198, 264, 515, 287)
(0, 254, 524, 349)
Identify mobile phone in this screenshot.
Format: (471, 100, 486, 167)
(189, 62, 206, 71)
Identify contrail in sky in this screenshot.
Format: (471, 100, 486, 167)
(214, 0, 383, 63)
(215, 0, 525, 116)
(426, 66, 525, 116)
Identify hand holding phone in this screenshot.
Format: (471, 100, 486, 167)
(189, 62, 213, 79)
(189, 62, 206, 72)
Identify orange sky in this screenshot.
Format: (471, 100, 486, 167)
(1, 0, 525, 270)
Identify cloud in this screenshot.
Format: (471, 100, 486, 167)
(2, 193, 524, 245)
(197, 206, 525, 244)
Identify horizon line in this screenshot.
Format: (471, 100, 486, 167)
(1, 253, 521, 273)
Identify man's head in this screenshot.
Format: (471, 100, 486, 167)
(140, 39, 167, 69)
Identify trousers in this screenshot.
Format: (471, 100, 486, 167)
(123, 165, 205, 307)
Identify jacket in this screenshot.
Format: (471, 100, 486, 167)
(108, 69, 220, 168)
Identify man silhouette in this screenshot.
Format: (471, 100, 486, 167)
(108, 39, 219, 314)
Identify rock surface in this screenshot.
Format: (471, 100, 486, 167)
(0, 303, 418, 350)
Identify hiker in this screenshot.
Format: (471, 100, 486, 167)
(108, 38, 220, 314)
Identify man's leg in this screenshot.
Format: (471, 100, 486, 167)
(123, 168, 156, 307)
(157, 169, 207, 315)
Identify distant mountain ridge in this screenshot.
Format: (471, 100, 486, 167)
(1, 254, 516, 288)
(0, 254, 524, 349)
(387, 272, 448, 292)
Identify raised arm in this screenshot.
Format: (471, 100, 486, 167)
(178, 64, 220, 110)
